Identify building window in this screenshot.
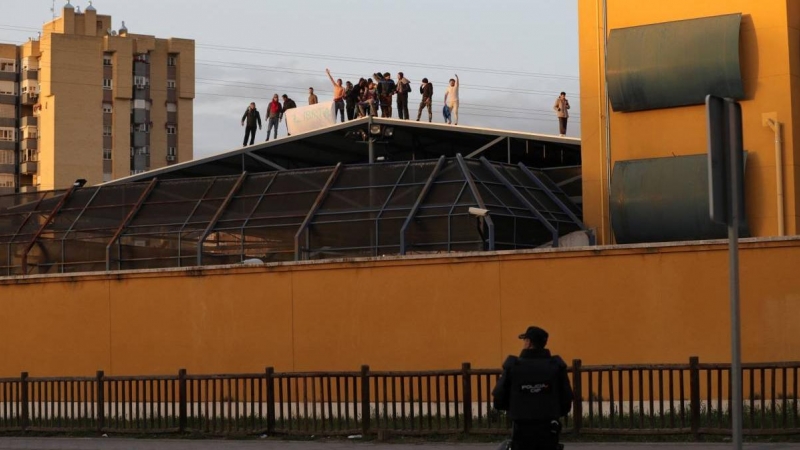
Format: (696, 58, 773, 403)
(167, 55, 177, 67)
(134, 54, 149, 63)
(103, 103, 113, 113)
(135, 147, 149, 155)
(133, 99, 150, 110)
(166, 103, 177, 113)
(133, 123, 149, 133)
(103, 148, 112, 160)
(133, 76, 149, 87)
(166, 125, 176, 135)
(0, 81, 16, 95)
(102, 172, 111, 182)
(167, 80, 176, 89)
(24, 128, 37, 139)
(0, 60, 15, 73)
(103, 79, 113, 90)
(167, 147, 176, 156)
(0, 128, 16, 141)
(103, 54, 112, 66)
(0, 174, 14, 188)
(0, 150, 13, 165)
(103, 126, 112, 137)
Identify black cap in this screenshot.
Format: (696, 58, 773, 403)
(518, 326, 549, 347)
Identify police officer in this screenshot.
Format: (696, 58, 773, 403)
(492, 326, 574, 450)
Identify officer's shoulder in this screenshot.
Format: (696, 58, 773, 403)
(550, 355, 568, 368)
(502, 355, 519, 370)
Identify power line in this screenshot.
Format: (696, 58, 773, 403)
(196, 43, 580, 81)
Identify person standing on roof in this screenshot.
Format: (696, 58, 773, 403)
(344, 81, 356, 121)
(395, 72, 411, 120)
(444, 74, 459, 125)
(373, 72, 396, 118)
(241, 102, 262, 147)
(281, 94, 296, 136)
(416, 78, 433, 122)
(265, 94, 283, 141)
(308, 87, 318, 105)
(553, 92, 570, 136)
(326, 69, 346, 123)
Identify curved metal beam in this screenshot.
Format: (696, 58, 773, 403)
(455, 154, 494, 251)
(479, 157, 559, 247)
(293, 163, 342, 261)
(196, 171, 248, 266)
(105, 178, 158, 271)
(21, 185, 78, 274)
(399, 156, 445, 255)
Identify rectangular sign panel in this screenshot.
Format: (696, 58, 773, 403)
(285, 102, 336, 136)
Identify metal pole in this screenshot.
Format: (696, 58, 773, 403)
(368, 116, 375, 163)
(728, 136, 742, 450)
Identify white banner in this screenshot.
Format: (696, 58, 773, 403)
(285, 101, 336, 136)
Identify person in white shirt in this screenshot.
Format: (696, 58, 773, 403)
(444, 74, 459, 125)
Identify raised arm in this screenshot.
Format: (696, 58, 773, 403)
(455, 74, 459, 87)
(325, 68, 336, 87)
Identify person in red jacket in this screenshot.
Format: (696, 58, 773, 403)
(265, 94, 284, 141)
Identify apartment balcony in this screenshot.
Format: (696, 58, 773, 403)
(20, 160, 38, 175)
(132, 109, 149, 124)
(20, 116, 37, 127)
(21, 93, 39, 105)
(22, 70, 38, 81)
(132, 131, 149, 148)
(134, 61, 149, 76)
(20, 138, 37, 151)
(0, 117, 15, 128)
(0, 163, 14, 174)
(133, 86, 150, 100)
(132, 154, 150, 172)
(19, 185, 38, 193)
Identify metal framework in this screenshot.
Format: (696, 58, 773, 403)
(0, 158, 586, 276)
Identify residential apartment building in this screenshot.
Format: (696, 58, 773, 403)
(0, 1, 194, 193)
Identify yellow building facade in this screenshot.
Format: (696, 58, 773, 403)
(579, 0, 800, 244)
(0, 2, 194, 192)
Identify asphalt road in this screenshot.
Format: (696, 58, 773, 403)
(0, 439, 799, 450)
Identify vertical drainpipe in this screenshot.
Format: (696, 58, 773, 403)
(767, 119, 784, 236)
(602, 0, 613, 244)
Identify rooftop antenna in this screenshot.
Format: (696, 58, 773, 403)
(50, 0, 56, 19)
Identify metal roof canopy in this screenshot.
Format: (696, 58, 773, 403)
(0, 157, 586, 276)
(106, 118, 581, 184)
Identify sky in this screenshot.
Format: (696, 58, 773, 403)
(0, 0, 580, 159)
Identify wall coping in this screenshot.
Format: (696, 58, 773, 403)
(2, 235, 800, 285)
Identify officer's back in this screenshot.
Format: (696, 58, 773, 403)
(492, 326, 574, 450)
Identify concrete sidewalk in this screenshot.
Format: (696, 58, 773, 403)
(0, 438, 799, 450)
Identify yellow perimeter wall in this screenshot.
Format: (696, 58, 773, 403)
(0, 239, 799, 377)
(579, 0, 800, 243)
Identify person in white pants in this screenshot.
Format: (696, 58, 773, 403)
(444, 74, 459, 125)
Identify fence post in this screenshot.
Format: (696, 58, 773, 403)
(462, 362, 473, 434)
(20, 372, 29, 431)
(266, 367, 275, 434)
(178, 369, 187, 433)
(571, 359, 582, 435)
(96, 370, 105, 433)
(361, 365, 370, 436)
(689, 356, 700, 440)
